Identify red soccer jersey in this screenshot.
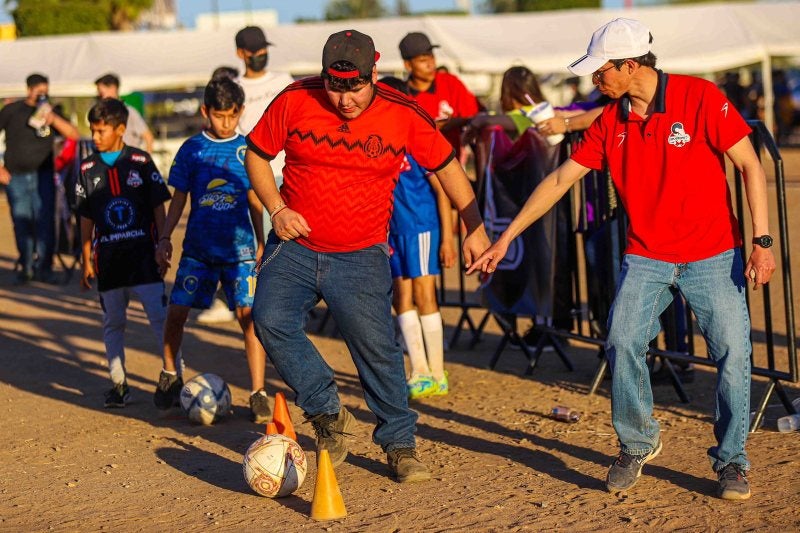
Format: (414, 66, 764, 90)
(571, 72, 751, 263)
(247, 78, 455, 253)
(409, 71, 480, 151)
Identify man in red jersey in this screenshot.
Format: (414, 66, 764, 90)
(468, 19, 775, 501)
(245, 29, 490, 483)
(399, 32, 480, 154)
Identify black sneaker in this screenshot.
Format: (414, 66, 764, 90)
(104, 382, 130, 408)
(387, 447, 431, 483)
(606, 440, 663, 492)
(13, 270, 33, 286)
(153, 370, 183, 410)
(249, 389, 271, 424)
(305, 407, 355, 467)
(717, 463, 751, 500)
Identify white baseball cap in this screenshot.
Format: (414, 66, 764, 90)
(568, 18, 651, 76)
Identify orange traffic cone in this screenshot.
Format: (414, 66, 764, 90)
(272, 392, 297, 441)
(310, 449, 347, 521)
(265, 422, 278, 435)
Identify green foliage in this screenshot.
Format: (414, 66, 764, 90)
(8, 0, 154, 36)
(325, 0, 387, 21)
(482, 0, 600, 12)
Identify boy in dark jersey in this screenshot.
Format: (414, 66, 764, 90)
(76, 98, 173, 408)
(153, 78, 270, 423)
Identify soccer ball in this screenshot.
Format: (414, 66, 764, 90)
(243, 434, 307, 498)
(179, 373, 231, 425)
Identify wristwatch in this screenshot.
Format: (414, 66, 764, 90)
(752, 235, 773, 248)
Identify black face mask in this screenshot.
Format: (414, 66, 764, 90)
(247, 53, 268, 72)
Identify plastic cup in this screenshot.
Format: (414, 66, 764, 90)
(525, 101, 564, 146)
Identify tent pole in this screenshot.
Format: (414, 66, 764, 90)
(761, 55, 775, 142)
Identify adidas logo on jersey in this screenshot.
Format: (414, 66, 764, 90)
(337, 122, 350, 133)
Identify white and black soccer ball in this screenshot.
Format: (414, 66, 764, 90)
(179, 373, 231, 425)
(243, 433, 307, 498)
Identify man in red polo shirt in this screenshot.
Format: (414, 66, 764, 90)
(245, 29, 489, 483)
(468, 18, 775, 501)
(399, 32, 480, 155)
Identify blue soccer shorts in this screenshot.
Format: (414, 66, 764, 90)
(389, 230, 441, 279)
(170, 255, 257, 310)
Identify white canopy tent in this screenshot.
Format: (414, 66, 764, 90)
(0, 1, 797, 128)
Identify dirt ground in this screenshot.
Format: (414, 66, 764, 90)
(1, 151, 799, 531)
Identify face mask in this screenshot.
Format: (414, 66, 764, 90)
(247, 53, 268, 72)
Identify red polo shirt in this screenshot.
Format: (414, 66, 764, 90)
(247, 78, 455, 253)
(409, 71, 480, 151)
(571, 72, 751, 262)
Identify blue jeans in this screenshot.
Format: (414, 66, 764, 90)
(5, 169, 55, 274)
(252, 237, 417, 452)
(606, 249, 751, 471)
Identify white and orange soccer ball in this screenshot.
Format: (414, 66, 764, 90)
(179, 373, 231, 425)
(243, 433, 307, 498)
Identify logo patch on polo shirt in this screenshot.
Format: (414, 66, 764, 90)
(127, 170, 142, 188)
(668, 122, 691, 147)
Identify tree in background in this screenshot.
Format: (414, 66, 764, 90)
(483, 0, 599, 12)
(8, 0, 154, 36)
(325, 0, 387, 20)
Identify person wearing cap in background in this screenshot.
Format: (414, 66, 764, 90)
(233, 26, 294, 136)
(197, 27, 295, 325)
(95, 73, 155, 154)
(468, 18, 775, 501)
(245, 29, 490, 483)
(399, 32, 480, 157)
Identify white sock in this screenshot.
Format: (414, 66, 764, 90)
(161, 369, 177, 376)
(420, 312, 445, 380)
(108, 357, 126, 385)
(397, 310, 430, 377)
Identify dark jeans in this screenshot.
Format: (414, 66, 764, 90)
(6, 169, 55, 275)
(252, 237, 417, 451)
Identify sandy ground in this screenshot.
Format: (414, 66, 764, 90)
(1, 151, 799, 531)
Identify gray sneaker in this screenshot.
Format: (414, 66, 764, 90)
(387, 447, 431, 483)
(717, 463, 751, 500)
(305, 407, 355, 467)
(249, 390, 271, 424)
(606, 439, 663, 492)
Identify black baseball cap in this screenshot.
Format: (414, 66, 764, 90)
(322, 30, 380, 79)
(235, 26, 272, 52)
(399, 32, 439, 60)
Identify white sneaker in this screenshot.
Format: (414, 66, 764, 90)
(196, 298, 235, 324)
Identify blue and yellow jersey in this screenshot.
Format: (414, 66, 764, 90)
(169, 132, 256, 264)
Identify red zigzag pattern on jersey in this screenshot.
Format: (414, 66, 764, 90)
(286, 128, 405, 157)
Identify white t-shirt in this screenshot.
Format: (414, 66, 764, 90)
(236, 70, 294, 136)
(237, 70, 293, 234)
(123, 104, 149, 150)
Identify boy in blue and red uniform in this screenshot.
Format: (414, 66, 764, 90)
(380, 76, 456, 400)
(76, 98, 172, 408)
(391, 153, 455, 399)
(153, 78, 269, 423)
